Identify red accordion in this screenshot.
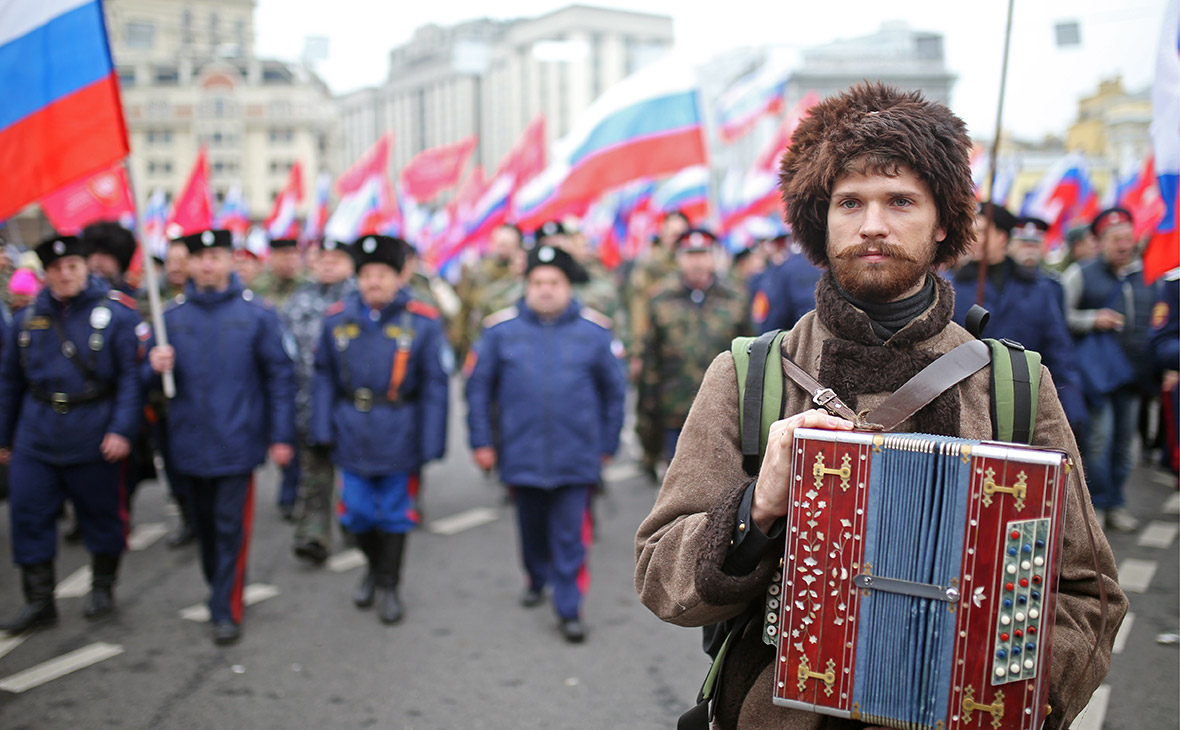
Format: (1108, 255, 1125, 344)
(767, 429, 1070, 730)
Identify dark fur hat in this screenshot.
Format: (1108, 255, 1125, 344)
(778, 82, 976, 267)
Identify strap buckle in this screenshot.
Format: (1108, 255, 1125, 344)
(353, 387, 374, 412)
(51, 392, 70, 415)
(812, 388, 838, 407)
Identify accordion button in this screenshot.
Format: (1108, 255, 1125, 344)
(1010, 531, 1020, 540)
(1034, 556, 1045, 567)
(1010, 662, 1021, 674)
(1005, 582, 1015, 592)
(1029, 608, 1040, 620)
(1021, 560, 1031, 570)
(1026, 643, 1036, 652)
(996, 649, 1007, 659)
(996, 667, 1007, 678)
(1023, 544, 1032, 553)
(1015, 628, 1024, 637)
(1032, 574, 1042, 584)
(1007, 547, 1018, 557)
(1018, 595, 1028, 605)
(1019, 578, 1029, 588)
(1024, 659, 1035, 670)
(1006, 564, 1017, 575)
(1003, 599, 1013, 608)
(1001, 615, 1011, 626)
(1035, 538, 1046, 548)
(1028, 626, 1037, 635)
(1012, 646, 1022, 656)
(1031, 590, 1041, 601)
(1000, 633, 1009, 642)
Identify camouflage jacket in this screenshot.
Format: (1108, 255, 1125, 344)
(279, 277, 357, 438)
(575, 259, 621, 333)
(450, 255, 516, 360)
(253, 270, 307, 310)
(627, 246, 677, 355)
(638, 277, 750, 436)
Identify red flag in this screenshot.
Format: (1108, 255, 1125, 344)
(166, 147, 213, 239)
(399, 136, 477, 202)
(1119, 157, 1167, 242)
(338, 134, 392, 196)
(503, 115, 547, 186)
(265, 160, 304, 239)
(40, 161, 136, 234)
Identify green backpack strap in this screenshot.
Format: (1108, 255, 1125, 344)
(985, 337, 1042, 445)
(731, 330, 788, 472)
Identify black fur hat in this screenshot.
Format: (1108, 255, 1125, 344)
(778, 83, 976, 267)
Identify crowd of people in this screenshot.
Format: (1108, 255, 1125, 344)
(0, 93, 1175, 666)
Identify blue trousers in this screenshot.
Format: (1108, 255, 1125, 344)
(8, 454, 128, 564)
(278, 443, 300, 508)
(663, 428, 683, 462)
(512, 484, 593, 621)
(182, 473, 254, 624)
(1084, 386, 1141, 510)
(338, 470, 419, 534)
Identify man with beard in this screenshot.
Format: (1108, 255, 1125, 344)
(634, 84, 1123, 730)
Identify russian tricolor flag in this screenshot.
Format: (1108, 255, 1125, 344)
(0, 0, 129, 221)
(714, 52, 795, 144)
(1146, 0, 1179, 283)
(652, 165, 710, 222)
(548, 53, 708, 212)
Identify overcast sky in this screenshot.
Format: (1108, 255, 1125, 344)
(254, 0, 1170, 142)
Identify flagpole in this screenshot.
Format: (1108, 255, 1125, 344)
(124, 159, 175, 398)
(976, 0, 1016, 307)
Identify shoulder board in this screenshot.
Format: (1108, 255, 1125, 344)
(325, 301, 346, 317)
(481, 306, 519, 329)
(1164, 267, 1180, 282)
(580, 307, 613, 330)
(167, 293, 187, 309)
(406, 299, 440, 319)
(107, 290, 138, 309)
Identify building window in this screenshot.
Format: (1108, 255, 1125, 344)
(268, 160, 294, 175)
(117, 67, 135, 88)
(146, 129, 173, 145)
(126, 22, 154, 49)
(210, 12, 220, 48)
(182, 11, 192, 45)
(147, 160, 173, 176)
(269, 127, 295, 144)
(212, 160, 238, 176)
(154, 66, 179, 85)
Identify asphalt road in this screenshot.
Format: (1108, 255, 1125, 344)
(0, 389, 1176, 730)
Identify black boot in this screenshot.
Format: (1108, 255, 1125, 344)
(1, 562, 58, 634)
(352, 531, 380, 609)
(84, 553, 120, 620)
(376, 532, 406, 625)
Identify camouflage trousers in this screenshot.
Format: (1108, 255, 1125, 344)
(293, 445, 337, 548)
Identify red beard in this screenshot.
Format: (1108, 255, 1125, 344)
(828, 238, 935, 302)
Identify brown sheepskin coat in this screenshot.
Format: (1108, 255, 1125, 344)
(635, 272, 1126, 730)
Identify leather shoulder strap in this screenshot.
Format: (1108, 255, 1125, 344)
(865, 339, 991, 432)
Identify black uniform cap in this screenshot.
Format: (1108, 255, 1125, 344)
(676, 228, 719, 252)
(978, 201, 1017, 235)
(534, 219, 567, 244)
(1011, 217, 1049, 241)
(81, 221, 137, 272)
(320, 238, 352, 254)
(352, 234, 406, 273)
(526, 244, 588, 284)
(176, 229, 233, 254)
(35, 234, 90, 268)
(270, 238, 299, 250)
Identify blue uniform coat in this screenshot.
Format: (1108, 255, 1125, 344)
(754, 253, 822, 335)
(311, 289, 448, 476)
(0, 277, 142, 465)
(950, 259, 1087, 427)
(151, 277, 295, 477)
(466, 299, 626, 489)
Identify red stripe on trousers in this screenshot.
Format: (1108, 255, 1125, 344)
(0, 74, 129, 221)
(576, 494, 594, 594)
(118, 458, 130, 547)
(230, 477, 255, 624)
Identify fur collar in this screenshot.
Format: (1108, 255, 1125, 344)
(813, 271, 962, 436)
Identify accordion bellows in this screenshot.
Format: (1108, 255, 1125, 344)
(769, 429, 1068, 730)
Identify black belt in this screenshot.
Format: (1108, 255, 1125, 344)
(29, 384, 114, 414)
(339, 388, 416, 413)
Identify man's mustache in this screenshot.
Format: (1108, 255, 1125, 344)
(833, 240, 919, 263)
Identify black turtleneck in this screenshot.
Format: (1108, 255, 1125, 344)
(834, 275, 936, 341)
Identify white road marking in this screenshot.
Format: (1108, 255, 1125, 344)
(429, 507, 499, 536)
(128, 522, 169, 551)
(1138, 521, 1179, 549)
(1118, 559, 1158, 594)
(178, 584, 281, 622)
(0, 635, 27, 662)
(1151, 471, 1177, 487)
(327, 549, 366, 573)
(1112, 612, 1134, 655)
(0, 642, 124, 694)
(1161, 491, 1180, 515)
(1071, 684, 1110, 730)
(602, 462, 642, 483)
(54, 566, 91, 599)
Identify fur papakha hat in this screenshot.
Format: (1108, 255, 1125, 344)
(778, 82, 976, 267)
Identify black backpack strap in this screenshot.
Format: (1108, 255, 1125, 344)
(678, 607, 757, 730)
(987, 338, 1041, 444)
(965, 304, 990, 339)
